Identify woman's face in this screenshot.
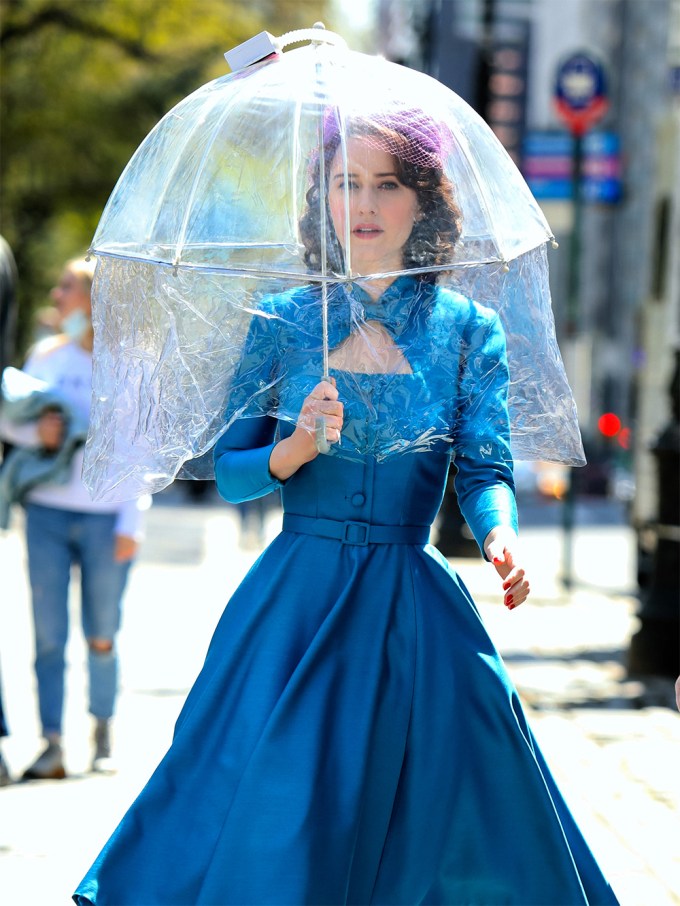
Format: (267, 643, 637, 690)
(51, 268, 91, 324)
(328, 138, 419, 276)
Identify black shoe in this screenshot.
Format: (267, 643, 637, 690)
(92, 718, 117, 774)
(22, 738, 66, 780)
(0, 749, 11, 787)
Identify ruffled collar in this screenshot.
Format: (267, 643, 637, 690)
(334, 275, 432, 338)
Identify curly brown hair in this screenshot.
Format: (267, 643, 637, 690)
(299, 121, 462, 282)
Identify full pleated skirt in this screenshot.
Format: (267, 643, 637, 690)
(74, 535, 619, 905)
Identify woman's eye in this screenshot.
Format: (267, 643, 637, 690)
(379, 181, 399, 190)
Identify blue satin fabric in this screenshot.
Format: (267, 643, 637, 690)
(225, 277, 514, 466)
(74, 284, 618, 905)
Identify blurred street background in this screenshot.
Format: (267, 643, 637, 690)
(1, 0, 679, 904)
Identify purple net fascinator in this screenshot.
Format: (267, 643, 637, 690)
(322, 105, 455, 171)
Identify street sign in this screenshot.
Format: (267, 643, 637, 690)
(523, 130, 621, 203)
(554, 51, 609, 136)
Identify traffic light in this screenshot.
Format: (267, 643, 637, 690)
(597, 412, 621, 438)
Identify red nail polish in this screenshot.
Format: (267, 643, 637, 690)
(505, 595, 513, 606)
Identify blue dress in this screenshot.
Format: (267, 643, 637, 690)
(74, 278, 618, 905)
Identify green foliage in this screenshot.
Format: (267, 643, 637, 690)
(0, 0, 336, 358)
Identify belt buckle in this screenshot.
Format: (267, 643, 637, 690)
(342, 521, 369, 546)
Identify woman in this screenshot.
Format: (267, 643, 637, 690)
(0, 258, 147, 780)
(74, 121, 618, 904)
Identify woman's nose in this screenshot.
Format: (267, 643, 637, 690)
(357, 188, 377, 215)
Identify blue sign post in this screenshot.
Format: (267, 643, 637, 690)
(552, 50, 611, 332)
(553, 50, 610, 590)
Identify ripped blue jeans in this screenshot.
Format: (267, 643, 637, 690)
(25, 503, 132, 736)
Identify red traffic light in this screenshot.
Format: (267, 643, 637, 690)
(598, 412, 621, 437)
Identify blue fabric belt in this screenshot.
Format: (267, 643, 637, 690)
(282, 514, 429, 546)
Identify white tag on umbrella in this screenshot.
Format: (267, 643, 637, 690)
(225, 32, 278, 71)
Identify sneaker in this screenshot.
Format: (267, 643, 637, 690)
(92, 718, 117, 774)
(22, 738, 66, 781)
(0, 748, 11, 787)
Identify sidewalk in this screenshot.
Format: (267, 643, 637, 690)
(0, 488, 678, 905)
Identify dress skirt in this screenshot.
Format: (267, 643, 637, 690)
(74, 529, 619, 905)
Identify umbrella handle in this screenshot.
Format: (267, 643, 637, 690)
(276, 24, 347, 52)
(314, 370, 335, 455)
(314, 417, 331, 455)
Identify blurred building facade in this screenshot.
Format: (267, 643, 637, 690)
(377, 0, 679, 480)
(378, 0, 680, 671)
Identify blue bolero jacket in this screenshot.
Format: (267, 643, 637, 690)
(214, 275, 517, 554)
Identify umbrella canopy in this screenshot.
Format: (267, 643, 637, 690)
(84, 26, 584, 502)
(93, 29, 552, 276)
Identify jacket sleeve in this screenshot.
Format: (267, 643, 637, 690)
(0, 344, 73, 448)
(0, 366, 52, 447)
(213, 294, 289, 504)
(213, 417, 283, 504)
(451, 309, 518, 555)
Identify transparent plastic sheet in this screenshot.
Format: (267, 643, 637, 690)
(84, 246, 583, 501)
(82, 36, 584, 502)
(447, 246, 584, 463)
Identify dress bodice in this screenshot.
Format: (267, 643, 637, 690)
(278, 430, 450, 530)
(225, 277, 512, 463)
(215, 276, 519, 551)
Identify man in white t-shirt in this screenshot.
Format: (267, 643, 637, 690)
(0, 257, 149, 779)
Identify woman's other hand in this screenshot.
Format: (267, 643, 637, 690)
(269, 380, 344, 481)
(37, 410, 65, 451)
(484, 526, 530, 611)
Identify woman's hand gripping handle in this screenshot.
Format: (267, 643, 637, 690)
(314, 375, 341, 454)
(269, 379, 343, 482)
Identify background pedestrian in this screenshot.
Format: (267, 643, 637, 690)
(0, 257, 150, 779)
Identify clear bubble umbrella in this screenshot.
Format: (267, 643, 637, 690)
(84, 24, 584, 502)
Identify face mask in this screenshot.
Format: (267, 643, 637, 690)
(61, 310, 91, 342)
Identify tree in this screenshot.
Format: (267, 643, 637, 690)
(0, 0, 333, 355)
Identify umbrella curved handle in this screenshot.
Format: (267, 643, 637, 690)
(276, 24, 347, 52)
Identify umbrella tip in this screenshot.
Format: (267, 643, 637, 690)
(551, 238, 559, 250)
